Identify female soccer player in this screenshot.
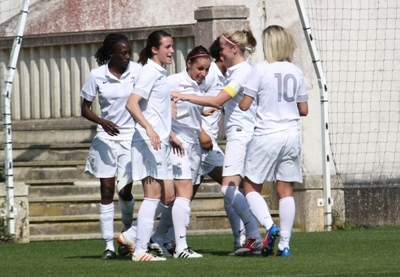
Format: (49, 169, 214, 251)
(118, 30, 183, 262)
(239, 25, 309, 257)
(197, 37, 246, 253)
(152, 39, 246, 257)
(80, 33, 141, 259)
(150, 45, 212, 258)
(171, 28, 266, 255)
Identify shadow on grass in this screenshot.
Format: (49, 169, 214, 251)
(65, 255, 132, 260)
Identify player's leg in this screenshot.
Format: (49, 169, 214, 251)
(116, 140, 135, 231)
(85, 137, 119, 259)
(221, 137, 262, 254)
(274, 131, 302, 257)
(276, 181, 295, 257)
(148, 179, 175, 257)
(153, 176, 177, 257)
(116, 173, 134, 256)
(172, 141, 203, 258)
(131, 176, 166, 261)
(203, 144, 246, 253)
(115, 140, 135, 256)
(243, 134, 281, 256)
(221, 177, 261, 255)
(99, 177, 117, 259)
(172, 180, 203, 258)
(244, 177, 280, 256)
(207, 165, 245, 252)
(120, 140, 171, 261)
(121, 183, 174, 256)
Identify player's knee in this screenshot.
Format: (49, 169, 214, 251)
(221, 185, 240, 204)
(221, 185, 234, 200)
(116, 172, 133, 200)
(100, 182, 115, 203)
(118, 188, 133, 201)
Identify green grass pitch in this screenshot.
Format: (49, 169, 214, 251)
(1, 227, 400, 277)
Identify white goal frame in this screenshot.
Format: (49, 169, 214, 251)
(295, 0, 333, 230)
(2, 0, 30, 235)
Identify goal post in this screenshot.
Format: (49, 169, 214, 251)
(295, 0, 333, 230)
(1, 0, 30, 235)
(295, 0, 400, 226)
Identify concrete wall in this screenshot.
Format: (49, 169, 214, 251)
(0, 182, 29, 242)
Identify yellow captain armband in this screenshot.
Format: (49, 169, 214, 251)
(223, 80, 242, 98)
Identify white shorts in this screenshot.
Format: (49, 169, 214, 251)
(171, 138, 202, 184)
(131, 140, 173, 181)
(222, 135, 252, 178)
(245, 131, 303, 184)
(201, 139, 225, 176)
(85, 136, 132, 180)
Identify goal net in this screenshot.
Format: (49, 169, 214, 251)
(302, 0, 400, 225)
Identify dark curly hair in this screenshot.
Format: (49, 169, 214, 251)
(95, 33, 129, 66)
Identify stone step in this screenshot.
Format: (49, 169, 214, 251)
(27, 178, 275, 242)
(28, 211, 230, 238)
(0, 143, 90, 163)
(28, 210, 280, 241)
(12, 162, 91, 181)
(1, 118, 95, 145)
(28, 180, 221, 197)
(28, 192, 229, 217)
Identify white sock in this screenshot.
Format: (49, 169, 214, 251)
(151, 204, 172, 245)
(246, 191, 274, 230)
(100, 203, 115, 252)
(124, 201, 166, 241)
(172, 197, 191, 253)
(224, 196, 245, 247)
(119, 198, 135, 231)
(134, 198, 160, 255)
(221, 186, 261, 240)
(124, 220, 137, 241)
(278, 197, 295, 250)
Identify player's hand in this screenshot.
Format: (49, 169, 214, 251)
(170, 134, 185, 157)
(99, 118, 120, 136)
(146, 127, 161, 150)
(199, 129, 213, 151)
(171, 91, 187, 101)
(202, 107, 220, 116)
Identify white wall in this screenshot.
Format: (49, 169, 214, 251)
(0, 0, 39, 24)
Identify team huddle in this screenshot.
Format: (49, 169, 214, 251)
(80, 25, 308, 262)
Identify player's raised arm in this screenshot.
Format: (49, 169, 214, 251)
(171, 79, 242, 108)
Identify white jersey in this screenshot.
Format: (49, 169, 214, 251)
(131, 59, 172, 144)
(201, 62, 226, 140)
(80, 61, 142, 140)
(168, 69, 204, 143)
(224, 60, 256, 139)
(244, 60, 308, 135)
